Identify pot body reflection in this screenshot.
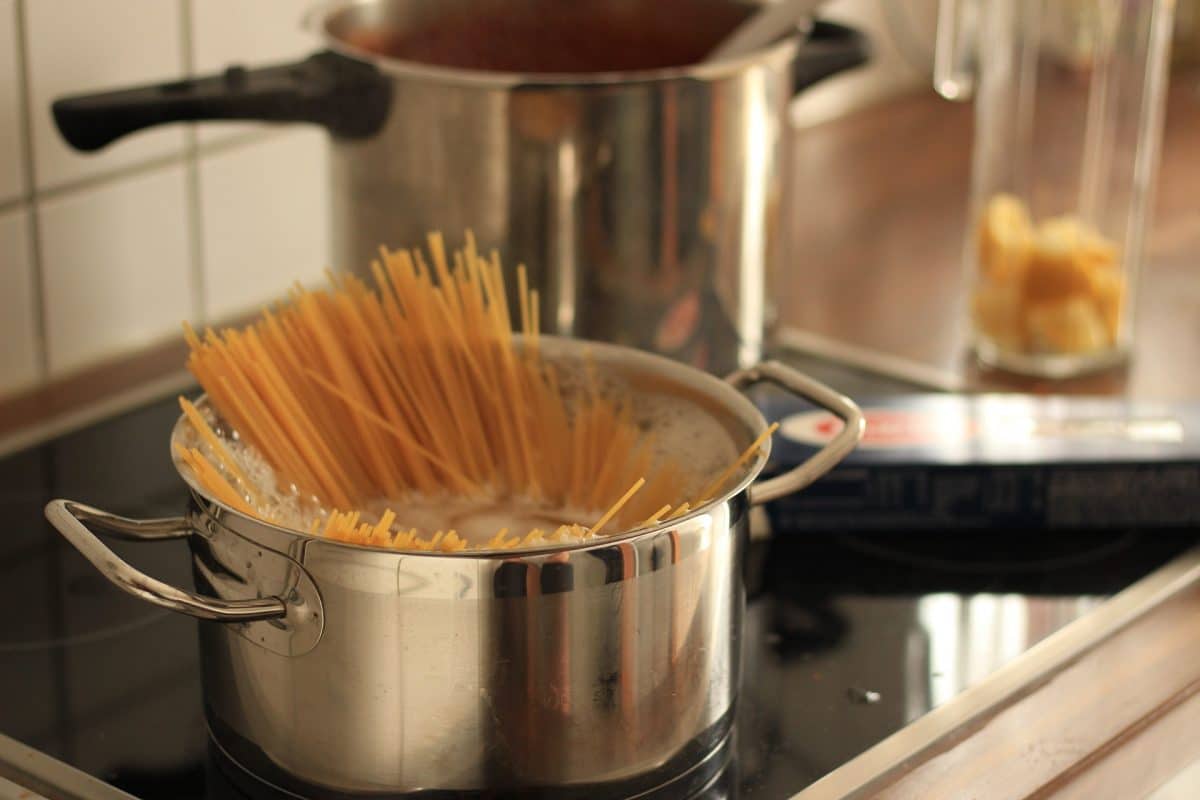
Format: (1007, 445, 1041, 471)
(195, 492, 745, 796)
(321, 0, 867, 373)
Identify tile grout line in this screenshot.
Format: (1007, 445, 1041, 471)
(12, 0, 49, 379)
(1, 0, 284, 386)
(179, 0, 206, 324)
(0, 128, 285, 219)
(0, 195, 28, 215)
(0, 126, 286, 210)
(3, 2, 308, 396)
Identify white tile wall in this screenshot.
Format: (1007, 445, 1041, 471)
(199, 129, 330, 320)
(0, 0, 24, 203)
(39, 166, 192, 376)
(24, 0, 185, 189)
(0, 0, 343, 400)
(0, 209, 39, 394)
(190, 0, 320, 143)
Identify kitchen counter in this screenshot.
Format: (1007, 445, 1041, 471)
(779, 67, 1200, 397)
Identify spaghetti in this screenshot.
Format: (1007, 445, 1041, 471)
(176, 232, 773, 552)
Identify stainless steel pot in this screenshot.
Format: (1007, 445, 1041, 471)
(51, 0, 867, 375)
(45, 339, 862, 797)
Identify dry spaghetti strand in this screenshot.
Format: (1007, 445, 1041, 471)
(178, 397, 262, 507)
(588, 478, 646, 536)
(697, 422, 781, 501)
(177, 233, 776, 553)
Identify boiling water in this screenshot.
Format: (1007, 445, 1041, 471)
(361, 495, 596, 547)
(176, 364, 746, 549)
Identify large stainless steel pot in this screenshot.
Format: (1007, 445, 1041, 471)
(45, 339, 862, 797)
(51, 0, 867, 375)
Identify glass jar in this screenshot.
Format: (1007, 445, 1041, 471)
(936, 0, 1176, 378)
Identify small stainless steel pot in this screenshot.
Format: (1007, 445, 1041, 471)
(50, 0, 868, 375)
(45, 339, 862, 797)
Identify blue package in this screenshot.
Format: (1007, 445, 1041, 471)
(757, 393, 1200, 532)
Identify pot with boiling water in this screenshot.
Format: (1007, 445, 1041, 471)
(47, 338, 862, 797)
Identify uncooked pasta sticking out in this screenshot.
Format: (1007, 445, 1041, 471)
(175, 231, 776, 552)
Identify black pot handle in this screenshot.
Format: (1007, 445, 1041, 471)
(792, 20, 871, 93)
(52, 50, 391, 152)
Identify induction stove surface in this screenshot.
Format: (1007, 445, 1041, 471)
(0, 392, 1195, 799)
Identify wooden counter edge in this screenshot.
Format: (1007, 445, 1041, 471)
(0, 336, 192, 455)
(0, 311, 262, 456)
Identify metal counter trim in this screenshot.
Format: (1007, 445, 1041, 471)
(0, 731, 138, 800)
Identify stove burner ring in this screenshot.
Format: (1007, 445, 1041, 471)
(0, 609, 171, 653)
(207, 717, 737, 799)
(840, 531, 1142, 574)
(1, 496, 189, 650)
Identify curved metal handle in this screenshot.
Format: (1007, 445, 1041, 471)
(726, 361, 864, 506)
(57, 502, 193, 541)
(44, 499, 287, 623)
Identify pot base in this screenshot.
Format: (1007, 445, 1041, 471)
(207, 710, 735, 799)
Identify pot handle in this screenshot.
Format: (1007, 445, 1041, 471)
(725, 361, 864, 506)
(52, 50, 391, 152)
(792, 21, 871, 93)
(44, 499, 288, 622)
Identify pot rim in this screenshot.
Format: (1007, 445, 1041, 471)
(172, 335, 770, 559)
(302, 0, 805, 90)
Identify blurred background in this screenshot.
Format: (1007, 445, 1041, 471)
(0, 0, 1196, 397)
(2, 5, 1199, 798)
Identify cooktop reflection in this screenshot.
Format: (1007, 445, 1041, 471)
(0, 393, 1195, 799)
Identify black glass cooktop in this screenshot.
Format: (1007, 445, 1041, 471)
(0, 392, 1195, 799)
